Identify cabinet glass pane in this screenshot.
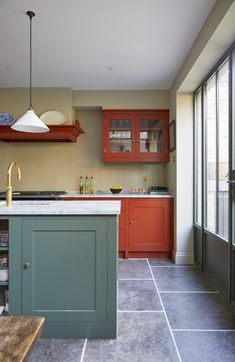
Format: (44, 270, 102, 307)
(108, 119, 132, 153)
(139, 119, 162, 153)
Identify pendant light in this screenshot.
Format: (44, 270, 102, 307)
(11, 11, 49, 133)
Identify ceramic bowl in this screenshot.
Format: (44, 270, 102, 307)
(110, 188, 122, 194)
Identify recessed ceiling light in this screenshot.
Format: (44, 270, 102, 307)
(105, 66, 113, 71)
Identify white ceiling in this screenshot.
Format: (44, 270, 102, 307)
(0, 0, 216, 90)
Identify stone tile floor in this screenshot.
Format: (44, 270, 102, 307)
(29, 259, 235, 362)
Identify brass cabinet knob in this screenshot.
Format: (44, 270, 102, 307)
(23, 262, 30, 269)
(129, 221, 134, 224)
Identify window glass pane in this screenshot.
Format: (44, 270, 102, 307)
(205, 76, 216, 232)
(195, 90, 202, 225)
(232, 49, 235, 246)
(218, 61, 229, 240)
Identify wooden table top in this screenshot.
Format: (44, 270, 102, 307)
(0, 316, 45, 362)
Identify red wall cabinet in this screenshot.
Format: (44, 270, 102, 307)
(102, 110, 169, 163)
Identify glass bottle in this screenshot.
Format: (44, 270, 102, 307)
(79, 176, 84, 194)
(84, 176, 89, 194)
(90, 176, 94, 194)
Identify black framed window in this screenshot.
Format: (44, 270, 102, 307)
(194, 90, 202, 226)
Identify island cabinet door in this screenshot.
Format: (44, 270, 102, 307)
(21, 217, 116, 338)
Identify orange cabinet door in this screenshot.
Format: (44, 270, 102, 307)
(135, 110, 169, 162)
(102, 110, 136, 162)
(128, 198, 172, 252)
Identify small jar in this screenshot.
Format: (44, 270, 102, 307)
(0, 231, 9, 247)
(0, 254, 8, 270)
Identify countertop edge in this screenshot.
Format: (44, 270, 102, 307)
(0, 200, 121, 216)
(61, 192, 174, 199)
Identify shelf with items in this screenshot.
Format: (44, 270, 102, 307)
(0, 120, 84, 143)
(0, 220, 9, 316)
(0, 247, 8, 252)
(0, 282, 8, 286)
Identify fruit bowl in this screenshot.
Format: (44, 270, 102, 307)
(110, 186, 123, 194)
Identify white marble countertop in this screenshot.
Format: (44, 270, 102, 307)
(62, 191, 174, 198)
(0, 200, 121, 215)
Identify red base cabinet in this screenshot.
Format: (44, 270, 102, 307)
(128, 199, 172, 253)
(61, 197, 173, 259)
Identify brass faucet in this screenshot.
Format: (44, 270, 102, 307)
(6, 161, 21, 207)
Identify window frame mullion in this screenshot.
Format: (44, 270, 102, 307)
(215, 70, 219, 235)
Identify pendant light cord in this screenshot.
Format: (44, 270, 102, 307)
(27, 11, 35, 110)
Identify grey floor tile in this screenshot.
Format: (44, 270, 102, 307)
(28, 338, 85, 362)
(152, 266, 216, 292)
(118, 280, 162, 311)
(84, 312, 179, 362)
(174, 331, 235, 362)
(148, 258, 175, 266)
(161, 293, 235, 330)
(118, 259, 152, 279)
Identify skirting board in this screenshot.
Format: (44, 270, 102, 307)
(174, 251, 194, 265)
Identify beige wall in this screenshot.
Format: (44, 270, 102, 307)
(0, 89, 169, 191)
(0, 88, 73, 124)
(73, 90, 169, 109)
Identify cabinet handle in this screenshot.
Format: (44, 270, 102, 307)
(129, 220, 134, 224)
(132, 140, 135, 143)
(23, 262, 30, 269)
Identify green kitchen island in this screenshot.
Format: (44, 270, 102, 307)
(0, 200, 120, 338)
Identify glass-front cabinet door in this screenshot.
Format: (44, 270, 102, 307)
(135, 111, 169, 161)
(106, 114, 134, 157)
(102, 110, 169, 162)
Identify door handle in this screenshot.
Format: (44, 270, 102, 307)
(226, 180, 235, 184)
(23, 262, 30, 269)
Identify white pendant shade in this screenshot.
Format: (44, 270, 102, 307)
(11, 12, 50, 134)
(11, 110, 49, 133)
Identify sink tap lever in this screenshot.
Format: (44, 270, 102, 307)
(6, 161, 21, 207)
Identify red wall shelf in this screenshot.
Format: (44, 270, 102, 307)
(0, 120, 84, 142)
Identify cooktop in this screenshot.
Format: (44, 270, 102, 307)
(0, 191, 66, 200)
